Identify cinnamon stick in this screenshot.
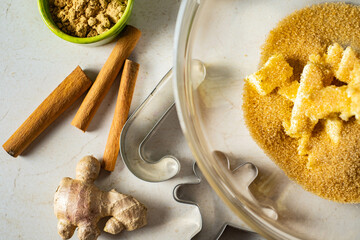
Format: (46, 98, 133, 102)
(71, 25, 141, 132)
(3, 66, 92, 157)
(103, 59, 140, 171)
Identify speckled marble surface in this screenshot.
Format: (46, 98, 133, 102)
(0, 0, 208, 239)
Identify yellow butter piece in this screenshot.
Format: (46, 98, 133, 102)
(309, 53, 327, 65)
(336, 47, 360, 83)
(347, 82, 360, 119)
(350, 61, 360, 83)
(288, 62, 332, 137)
(324, 117, 342, 144)
(326, 43, 344, 71)
(278, 81, 300, 102)
(246, 54, 293, 95)
(309, 43, 343, 71)
(305, 86, 351, 121)
(307, 153, 318, 169)
(298, 133, 311, 156)
(282, 118, 291, 136)
(346, 60, 360, 119)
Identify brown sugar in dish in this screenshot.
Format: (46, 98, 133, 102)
(243, 3, 360, 203)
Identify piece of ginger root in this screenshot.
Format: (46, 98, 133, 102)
(54, 156, 147, 240)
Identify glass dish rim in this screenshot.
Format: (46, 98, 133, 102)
(173, 0, 302, 239)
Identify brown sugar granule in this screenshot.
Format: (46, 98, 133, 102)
(243, 3, 360, 203)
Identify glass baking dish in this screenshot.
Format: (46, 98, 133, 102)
(173, 0, 360, 239)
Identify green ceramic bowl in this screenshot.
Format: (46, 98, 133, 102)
(37, 0, 133, 45)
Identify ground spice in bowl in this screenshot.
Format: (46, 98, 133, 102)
(49, 0, 127, 37)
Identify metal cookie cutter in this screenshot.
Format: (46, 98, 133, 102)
(173, 152, 276, 240)
(120, 61, 277, 238)
(120, 68, 180, 182)
(120, 60, 206, 182)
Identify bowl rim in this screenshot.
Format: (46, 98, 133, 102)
(173, 1, 299, 240)
(37, 0, 133, 44)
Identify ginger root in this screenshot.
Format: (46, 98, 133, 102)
(54, 156, 147, 240)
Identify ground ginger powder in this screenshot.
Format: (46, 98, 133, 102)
(49, 0, 127, 37)
(243, 3, 360, 203)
